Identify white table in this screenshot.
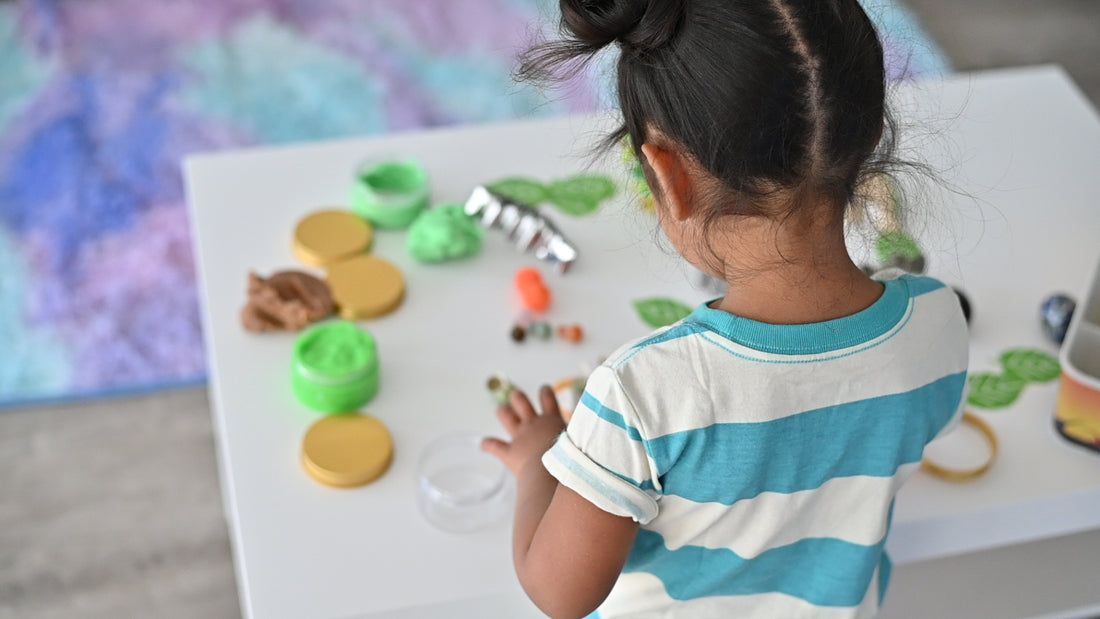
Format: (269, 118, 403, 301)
(185, 66, 1100, 619)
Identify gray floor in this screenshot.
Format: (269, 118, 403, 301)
(2, 2, 1099, 618)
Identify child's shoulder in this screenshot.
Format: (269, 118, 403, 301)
(603, 312, 710, 370)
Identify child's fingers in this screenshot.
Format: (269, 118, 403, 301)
(497, 404, 521, 435)
(539, 384, 562, 419)
(480, 437, 509, 460)
(509, 389, 537, 422)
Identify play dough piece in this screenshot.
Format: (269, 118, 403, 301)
(407, 204, 484, 263)
(293, 210, 373, 268)
(302, 413, 394, 488)
(351, 160, 430, 229)
(515, 267, 551, 312)
(292, 321, 380, 413)
(326, 255, 406, 320)
(241, 271, 335, 332)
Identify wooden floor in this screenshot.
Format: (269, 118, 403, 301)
(2, 2, 1098, 617)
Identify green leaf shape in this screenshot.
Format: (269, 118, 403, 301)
(547, 175, 617, 216)
(487, 177, 548, 206)
(967, 372, 1027, 410)
(1000, 348, 1061, 383)
(634, 298, 693, 329)
(875, 232, 923, 263)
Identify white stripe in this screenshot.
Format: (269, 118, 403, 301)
(649, 463, 920, 558)
(542, 433, 659, 524)
(566, 401, 660, 489)
(613, 291, 968, 437)
(597, 570, 881, 618)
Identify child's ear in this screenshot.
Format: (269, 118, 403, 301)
(640, 142, 693, 221)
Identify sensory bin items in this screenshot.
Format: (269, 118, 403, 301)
(351, 160, 430, 229)
(292, 321, 380, 414)
(240, 271, 335, 332)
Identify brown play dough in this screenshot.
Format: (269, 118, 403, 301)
(241, 271, 336, 332)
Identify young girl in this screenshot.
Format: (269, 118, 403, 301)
(480, 1, 969, 617)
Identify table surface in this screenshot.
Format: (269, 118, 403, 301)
(185, 65, 1100, 619)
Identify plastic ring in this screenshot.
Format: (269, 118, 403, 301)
(921, 412, 999, 482)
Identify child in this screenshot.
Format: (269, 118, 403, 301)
(480, 1, 969, 617)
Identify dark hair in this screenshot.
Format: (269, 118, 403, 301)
(520, 0, 899, 223)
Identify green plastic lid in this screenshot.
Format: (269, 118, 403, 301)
(292, 321, 380, 414)
(351, 160, 430, 230)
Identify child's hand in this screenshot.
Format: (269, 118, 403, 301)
(481, 385, 565, 476)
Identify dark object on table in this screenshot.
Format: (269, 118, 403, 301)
(953, 288, 972, 325)
(1040, 293, 1077, 345)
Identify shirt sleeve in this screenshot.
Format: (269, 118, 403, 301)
(542, 365, 660, 524)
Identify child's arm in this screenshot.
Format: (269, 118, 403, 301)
(483, 387, 640, 619)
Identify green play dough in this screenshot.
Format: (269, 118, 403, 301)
(547, 175, 617, 216)
(407, 204, 484, 263)
(292, 321, 380, 414)
(487, 177, 548, 206)
(351, 160, 430, 229)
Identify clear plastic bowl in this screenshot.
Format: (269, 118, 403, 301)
(417, 433, 513, 533)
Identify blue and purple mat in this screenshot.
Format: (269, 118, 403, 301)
(0, 0, 949, 408)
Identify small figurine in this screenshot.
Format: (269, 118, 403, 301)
(464, 186, 578, 273)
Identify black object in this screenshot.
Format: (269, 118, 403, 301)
(1040, 293, 1076, 345)
(953, 288, 971, 324)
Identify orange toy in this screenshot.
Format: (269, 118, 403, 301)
(558, 324, 584, 343)
(515, 267, 551, 313)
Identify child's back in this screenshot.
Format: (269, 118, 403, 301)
(482, 1, 970, 617)
(546, 273, 967, 617)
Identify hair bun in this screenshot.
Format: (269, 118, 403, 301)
(560, 0, 685, 51)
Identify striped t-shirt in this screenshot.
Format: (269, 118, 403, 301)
(542, 274, 969, 618)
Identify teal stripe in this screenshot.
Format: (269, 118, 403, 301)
(579, 391, 644, 441)
(684, 278, 912, 355)
(625, 529, 883, 608)
(648, 372, 967, 503)
(900, 274, 947, 297)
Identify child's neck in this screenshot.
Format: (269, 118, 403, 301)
(708, 215, 884, 326)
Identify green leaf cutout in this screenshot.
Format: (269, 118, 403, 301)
(967, 372, 1027, 410)
(487, 177, 548, 206)
(634, 298, 693, 329)
(547, 175, 617, 216)
(875, 232, 923, 263)
(1000, 348, 1061, 383)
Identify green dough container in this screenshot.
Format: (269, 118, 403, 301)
(292, 321, 380, 414)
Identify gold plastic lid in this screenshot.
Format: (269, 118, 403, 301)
(326, 255, 406, 320)
(293, 210, 373, 268)
(301, 413, 394, 488)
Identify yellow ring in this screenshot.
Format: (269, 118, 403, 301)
(921, 412, 999, 482)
